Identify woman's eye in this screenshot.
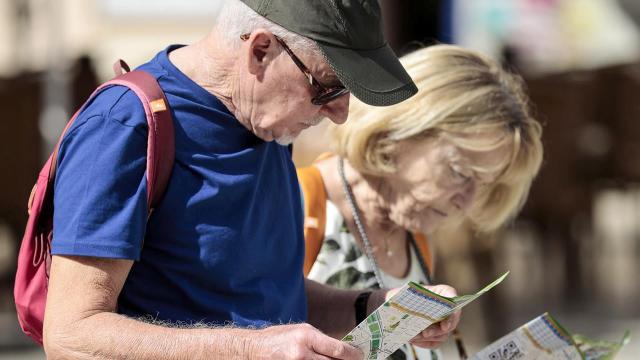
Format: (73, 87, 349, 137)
(449, 165, 471, 182)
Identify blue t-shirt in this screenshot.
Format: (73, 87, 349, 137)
(51, 45, 307, 327)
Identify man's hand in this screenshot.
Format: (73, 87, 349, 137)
(386, 284, 461, 349)
(252, 323, 363, 360)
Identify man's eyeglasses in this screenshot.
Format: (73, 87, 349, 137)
(240, 33, 349, 106)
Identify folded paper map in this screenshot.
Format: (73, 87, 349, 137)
(342, 271, 510, 360)
(470, 312, 630, 360)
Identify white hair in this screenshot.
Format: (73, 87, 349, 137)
(215, 0, 322, 59)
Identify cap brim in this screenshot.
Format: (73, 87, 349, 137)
(317, 42, 417, 106)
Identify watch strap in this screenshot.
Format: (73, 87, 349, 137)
(354, 291, 373, 325)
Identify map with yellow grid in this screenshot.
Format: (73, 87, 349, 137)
(470, 313, 630, 360)
(342, 272, 509, 360)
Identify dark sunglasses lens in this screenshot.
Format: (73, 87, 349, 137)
(312, 88, 349, 105)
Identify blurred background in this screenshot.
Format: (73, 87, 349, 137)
(1, 0, 639, 358)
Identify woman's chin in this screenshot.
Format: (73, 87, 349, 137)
(393, 216, 429, 234)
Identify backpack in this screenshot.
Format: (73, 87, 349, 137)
(297, 156, 435, 279)
(13, 60, 175, 345)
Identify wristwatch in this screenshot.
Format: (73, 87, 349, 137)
(354, 291, 373, 325)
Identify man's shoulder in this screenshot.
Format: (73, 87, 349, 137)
(68, 84, 151, 140)
(76, 53, 169, 131)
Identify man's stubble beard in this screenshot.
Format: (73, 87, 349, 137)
(274, 116, 324, 146)
(275, 130, 296, 146)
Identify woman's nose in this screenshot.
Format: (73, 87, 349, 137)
(451, 181, 476, 211)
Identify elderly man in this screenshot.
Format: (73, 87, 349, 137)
(43, 0, 459, 358)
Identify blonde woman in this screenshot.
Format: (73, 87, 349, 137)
(298, 45, 544, 360)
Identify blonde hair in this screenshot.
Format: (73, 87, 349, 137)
(330, 45, 543, 232)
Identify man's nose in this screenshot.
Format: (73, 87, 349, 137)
(319, 93, 350, 124)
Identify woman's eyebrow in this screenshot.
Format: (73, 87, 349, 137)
(473, 166, 504, 184)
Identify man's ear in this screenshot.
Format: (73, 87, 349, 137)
(244, 30, 279, 77)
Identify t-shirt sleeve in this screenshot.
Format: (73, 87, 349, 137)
(51, 86, 150, 260)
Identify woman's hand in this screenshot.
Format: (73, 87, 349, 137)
(386, 284, 461, 349)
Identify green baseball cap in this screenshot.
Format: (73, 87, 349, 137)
(240, 0, 418, 106)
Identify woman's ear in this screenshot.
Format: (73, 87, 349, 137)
(243, 29, 279, 77)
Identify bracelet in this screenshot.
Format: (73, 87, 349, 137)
(354, 291, 373, 325)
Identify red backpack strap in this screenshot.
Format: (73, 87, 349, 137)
(49, 70, 174, 212)
(103, 71, 175, 210)
(297, 165, 328, 276)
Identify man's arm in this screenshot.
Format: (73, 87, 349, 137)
(44, 256, 362, 360)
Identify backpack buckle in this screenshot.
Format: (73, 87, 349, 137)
(150, 99, 167, 113)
